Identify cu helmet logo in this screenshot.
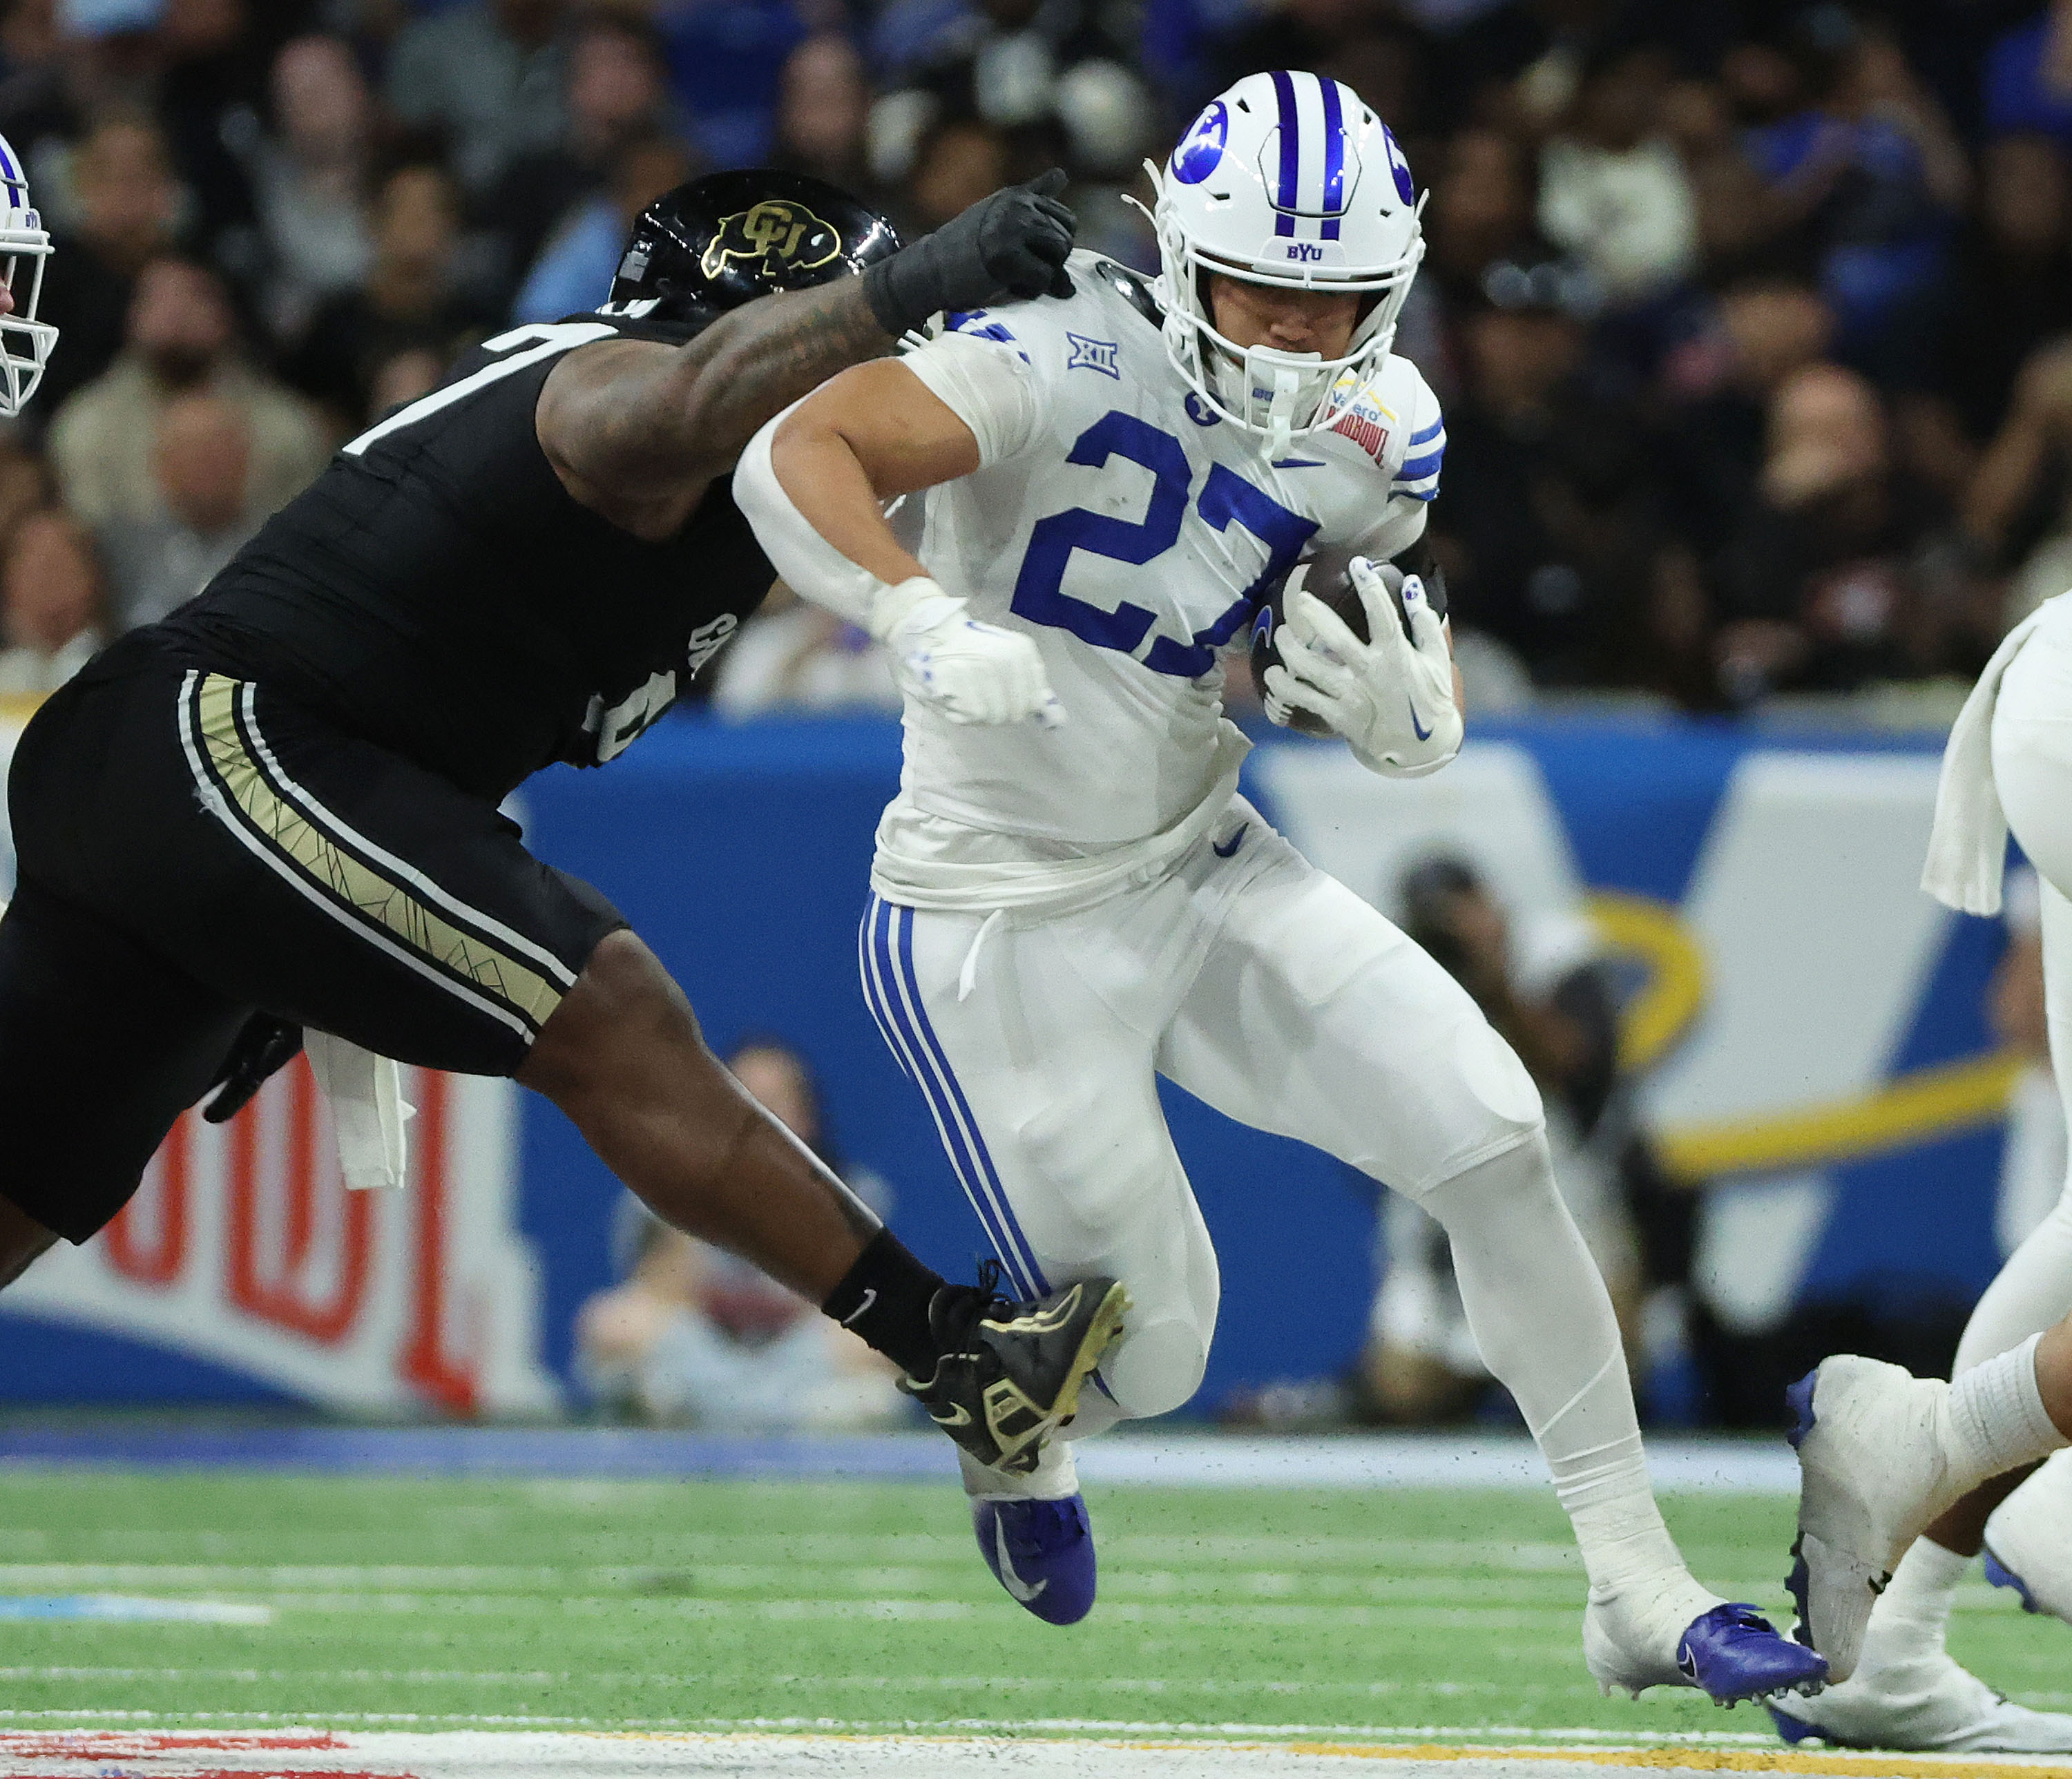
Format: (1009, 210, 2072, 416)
(700, 200, 842, 280)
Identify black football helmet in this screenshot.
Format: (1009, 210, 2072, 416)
(606, 169, 901, 330)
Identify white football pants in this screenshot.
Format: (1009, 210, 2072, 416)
(1958, 615, 2072, 1372)
(858, 796, 1551, 1434)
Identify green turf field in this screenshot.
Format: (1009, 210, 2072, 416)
(0, 1468, 2064, 1742)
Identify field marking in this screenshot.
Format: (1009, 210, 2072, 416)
(0, 1597, 271, 1625)
(4, 1729, 2072, 1779)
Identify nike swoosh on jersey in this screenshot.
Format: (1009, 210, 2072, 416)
(1270, 457, 1327, 468)
(1410, 705, 1432, 742)
(1211, 823, 1249, 858)
(992, 1514, 1048, 1603)
(840, 1287, 877, 1327)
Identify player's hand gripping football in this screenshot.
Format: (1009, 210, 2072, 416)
(874, 576, 1064, 728)
(1264, 557, 1462, 777)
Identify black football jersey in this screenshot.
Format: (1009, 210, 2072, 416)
(155, 314, 773, 802)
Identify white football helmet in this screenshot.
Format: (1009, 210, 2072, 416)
(0, 134, 55, 419)
(1144, 72, 1424, 454)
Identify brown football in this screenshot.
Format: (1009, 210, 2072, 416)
(1249, 553, 1406, 736)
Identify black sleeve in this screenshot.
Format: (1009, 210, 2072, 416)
(1389, 531, 1448, 619)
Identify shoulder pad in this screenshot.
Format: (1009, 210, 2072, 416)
(1090, 258, 1163, 331)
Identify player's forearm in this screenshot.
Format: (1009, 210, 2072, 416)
(673, 278, 894, 471)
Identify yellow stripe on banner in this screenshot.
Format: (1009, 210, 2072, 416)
(1654, 1050, 2024, 1185)
(1268, 1747, 2072, 1778)
(1586, 892, 1708, 1074)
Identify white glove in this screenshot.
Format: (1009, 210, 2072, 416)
(873, 576, 1064, 728)
(1262, 559, 1462, 778)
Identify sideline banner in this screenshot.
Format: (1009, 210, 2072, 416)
(0, 711, 2014, 1410)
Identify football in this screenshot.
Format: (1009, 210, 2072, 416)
(1249, 552, 1408, 736)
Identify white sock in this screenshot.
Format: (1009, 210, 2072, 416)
(960, 1437, 1080, 1501)
(1868, 1537, 1968, 1653)
(1945, 1334, 2068, 1490)
(1423, 1140, 1707, 1623)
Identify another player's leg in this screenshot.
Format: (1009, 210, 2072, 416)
(0, 1196, 55, 1289)
(1157, 807, 1824, 1703)
(1790, 669, 2072, 1685)
(859, 892, 1204, 1622)
(1773, 873, 2072, 1750)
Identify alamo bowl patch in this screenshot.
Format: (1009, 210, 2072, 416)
(701, 200, 842, 282)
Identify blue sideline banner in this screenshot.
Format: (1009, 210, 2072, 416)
(0, 712, 2013, 1412)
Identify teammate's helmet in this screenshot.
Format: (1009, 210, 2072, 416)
(0, 133, 55, 418)
(1146, 72, 1424, 452)
(604, 169, 901, 331)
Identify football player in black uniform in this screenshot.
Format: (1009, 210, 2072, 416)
(0, 169, 1126, 1474)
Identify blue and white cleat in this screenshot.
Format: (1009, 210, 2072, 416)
(972, 1494, 1096, 1625)
(1586, 1590, 1828, 1704)
(1785, 1358, 1968, 1684)
(1984, 1450, 2072, 1628)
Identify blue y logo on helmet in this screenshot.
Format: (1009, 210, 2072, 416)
(1383, 125, 1415, 207)
(1173, 102, 1229, 185)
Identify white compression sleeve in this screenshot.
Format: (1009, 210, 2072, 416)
(733, 405, 896, 632)
(1420, 1137, 1698, 1604)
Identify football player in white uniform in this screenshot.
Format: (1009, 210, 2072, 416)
(736, 72, 1825, 1703)
(0, 133, 57, 417)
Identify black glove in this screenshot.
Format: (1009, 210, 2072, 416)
(864, 168, 1076, 337)
(202, 1014, 303, 1124)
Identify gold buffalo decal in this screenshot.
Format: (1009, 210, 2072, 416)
(700, 201, 843, 281)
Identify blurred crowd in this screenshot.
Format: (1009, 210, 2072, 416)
(10, 0, 2072, 710)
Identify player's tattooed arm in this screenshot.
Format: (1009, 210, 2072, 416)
(537, 277, 894, 541)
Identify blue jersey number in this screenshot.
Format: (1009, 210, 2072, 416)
(1010, 413, 1316, 677)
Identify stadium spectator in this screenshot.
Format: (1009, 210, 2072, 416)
(242, 35, 375, 348)
(480, 11, 682, 306)
(575, 1039, 906, 1430)
(1361, 856, 1656, 1424)
(0, 508, 106, 696)
(287, 162, 492, 432)
(97, 391, 257, 631)
(652, 0, 809, 170)
(364, 344, 445, 425)
(1932, 133, 2072, 450)
(33, 116, 182, 416)
(1537, 48, 1697, 309)
(1712, 362, 1959, 699)
(385, 0, 567, 198)
(511, 131, 692, 325)
(713, 585, 900, 717)
(771, 33, 876, 200)
(48, 254, 327, 531)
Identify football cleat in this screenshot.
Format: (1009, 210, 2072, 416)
(1586, 1593, 1827, 1704)
(1768, 1637, 2072, 1751)
(1984, 1449, 2072, 1626)
(972, 1494, 1097, 1624)
(901, 1265, 1129, 1475)
(1786, 1358, 1966, 1684)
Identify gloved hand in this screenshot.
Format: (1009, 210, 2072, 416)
(202, 1013, 303, 1124)
(1263, 559, 1461, 778)
(864, 170, 1075, 337)
(872, 576, 1064, 727)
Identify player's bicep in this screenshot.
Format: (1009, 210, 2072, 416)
(777, 359, 983, 501)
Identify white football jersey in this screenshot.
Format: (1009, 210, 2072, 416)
(876, 251, 1441, 901)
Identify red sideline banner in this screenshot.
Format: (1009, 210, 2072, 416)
(8, 1057, 559, 1416)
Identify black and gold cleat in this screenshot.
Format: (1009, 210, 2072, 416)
(902, 1265, 1129, 1474)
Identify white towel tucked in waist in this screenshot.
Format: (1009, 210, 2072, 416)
(1922, 597, 2062, 916)
(305, 1031, 413, 1190)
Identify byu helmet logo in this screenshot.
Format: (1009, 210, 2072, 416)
(700, 200, 841, 281)
(1173, 101, 1229, 186)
